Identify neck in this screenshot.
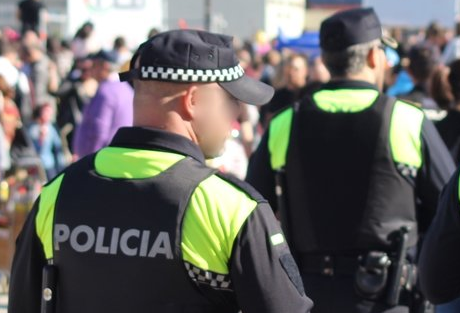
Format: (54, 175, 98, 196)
(330, 71, 377, 87)
(133, 98, 197, 144)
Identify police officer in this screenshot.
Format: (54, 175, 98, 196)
(246, 8, 454, 313)
(8, 30, 313, 313)
(418, 169, 460, 307)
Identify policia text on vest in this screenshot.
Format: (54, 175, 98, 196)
(54, 224, 173, 259)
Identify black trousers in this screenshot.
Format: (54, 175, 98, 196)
(302, 273, 409, 313)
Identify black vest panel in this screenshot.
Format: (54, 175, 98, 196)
(52, 156, 236, 313)
(285, 95, 417, 254)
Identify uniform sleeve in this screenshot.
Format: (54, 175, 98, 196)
(230, 201, 313, 313)
(246, 132, 278, 212)
(416, 117, 456, 228)
(418, 169, 460, 304)
(8, 199, 46, 313)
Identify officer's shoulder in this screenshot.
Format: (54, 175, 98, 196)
(271, 104, 296, 122)
(394, 98, 425, 115)
(42, 153, 96, 188)
(269, 105, 296, 133)
(191, 172, 265, 217)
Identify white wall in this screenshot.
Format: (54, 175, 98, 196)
(167, 0, 306, 40)
(265, 0, 306, 38)
(67, 0, 165, 49)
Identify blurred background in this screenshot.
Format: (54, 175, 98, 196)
(1, 0, 460, 311)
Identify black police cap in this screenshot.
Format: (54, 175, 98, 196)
(320, 8, 397, 52)
(119, 30, 274, 105)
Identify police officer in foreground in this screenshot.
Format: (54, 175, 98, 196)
(8, 30, 313, 313)
(418, 169, 460, 306)
(246, 8, 454, 313)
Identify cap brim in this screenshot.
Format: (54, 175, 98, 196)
(219, 75, 274, 105)
(382, 35, 398, 50)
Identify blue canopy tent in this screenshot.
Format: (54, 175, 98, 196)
(275, 31, 321, 58)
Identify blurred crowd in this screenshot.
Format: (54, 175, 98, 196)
(2, 1, 460, 182)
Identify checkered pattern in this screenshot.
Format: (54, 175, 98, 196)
(184, 262, 232, 290)
(396, 163, 418, 179)
(141, 65, 245, 83)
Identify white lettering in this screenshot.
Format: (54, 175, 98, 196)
(70, 225, 95, 252)
(139, 230, 150, 257)
(120, 229, 140, 256)
(95, 227, 110, 254)
(54, 224, 70, 250)
(148, 231, 173, 259)
(110, 228, 120, 255)
(54, 224, 173, 259)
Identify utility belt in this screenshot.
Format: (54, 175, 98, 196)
(298, 227, 433, 313)
(298, 226, 434, 313)
(299, 252, 417, 301)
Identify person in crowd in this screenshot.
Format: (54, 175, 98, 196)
(56, 57, 97, 156)
(400, 44, 439, 110)
(21, 41, 59, 116)
(260, 53, 311, 127)
(27, 103, 64, 180)
(0, 40, 32, 123)
(435, 60, 460, 165)
(16, 0, 47, 37)
(73, 50, 133, 159)
(71, 22, 100, 59)
(109, 36, 132, 66)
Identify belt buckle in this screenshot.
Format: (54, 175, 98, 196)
(321, 255, 334, 277)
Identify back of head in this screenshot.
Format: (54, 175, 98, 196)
(321, 40, 379, 78)
(426, 21, 443, 40)
(408, 44, 438, 83)
(430, 65, 453, 109)
(119, 29, 274, 158)
(0, 40, 16, 56)
(319, 7, 396, 80)
(114, 37, 126, 50)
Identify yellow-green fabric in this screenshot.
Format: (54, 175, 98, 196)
(94, 147, 257, 275)
(269, 107, 294, 170)
(389, 101, 424, 168)
(36, 174, 65, 260)
(183, 176, 257, 274)
(267, 89, 424, 171)
(95, 147, 185, 179)
(313, 89, 379, 113)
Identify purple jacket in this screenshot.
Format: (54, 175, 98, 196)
(73, 79, 133, 158)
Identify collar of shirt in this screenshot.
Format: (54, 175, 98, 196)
(109, 127, 206, 164)
(321, 79, 379, 91)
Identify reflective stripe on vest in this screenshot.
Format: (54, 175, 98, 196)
(36, 174, 65, 260)
(269, 107, 294, 170)
(389, 101, 424, 169)
(268, 89, 424, 172)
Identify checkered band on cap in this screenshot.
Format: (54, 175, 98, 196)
(141, 64, 245, 83)
(184, 261, 233, 291)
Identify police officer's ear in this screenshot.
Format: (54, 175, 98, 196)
(367, 46, 380, 70)
(180, 84, 200, 121)
(367, 46, 386, 69)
